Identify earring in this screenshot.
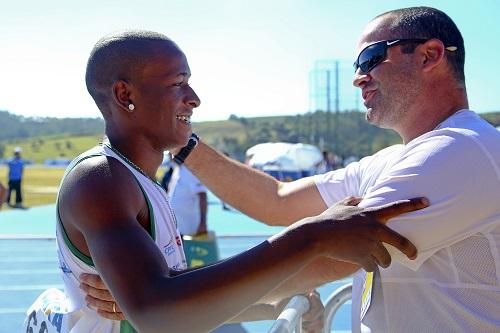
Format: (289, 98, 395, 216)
(128, 103, 135, 111)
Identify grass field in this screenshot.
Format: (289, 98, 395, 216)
(0, 165, 169, 210)
(0, 166, 64, 209)
(3, 134, 104, 164)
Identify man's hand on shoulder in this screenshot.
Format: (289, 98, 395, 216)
(303, 196, 428, 272)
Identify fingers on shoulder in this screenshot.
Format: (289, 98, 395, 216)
(342, 196, 363, 206)
(374, 224, 417, 260)
(365, 197, 429, 222)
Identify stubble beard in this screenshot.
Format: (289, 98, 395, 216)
(366, 98, 414, 132)
(364, 93, 403, 129)
(366, 70, 419, 130)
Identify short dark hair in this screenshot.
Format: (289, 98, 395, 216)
(376, 7, 465, 83)
(85, 30, 175, 114)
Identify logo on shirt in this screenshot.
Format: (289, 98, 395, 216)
(171, 263, 183, 270)
(59, 260, 72, 274)
(164, 242, 176, 256)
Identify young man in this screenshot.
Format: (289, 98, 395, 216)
(24, 31, 425, 333)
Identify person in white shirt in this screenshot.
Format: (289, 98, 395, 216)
(172, 7, 499, 332)
(169, 163, 208, 236)
(82, 6, 500, 332)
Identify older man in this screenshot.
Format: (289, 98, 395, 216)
(23, 30, 426, 333)
(200, 7, 500, 332)
(85, 6, 499, 332)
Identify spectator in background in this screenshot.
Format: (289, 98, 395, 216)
(169, 160, 208, 236)
(316, 150, 336, 174)
(7, 147, 24, 208)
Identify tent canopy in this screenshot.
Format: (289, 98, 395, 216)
(246, 142, 323, 171)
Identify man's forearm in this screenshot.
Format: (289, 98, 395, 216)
(125, 221, 320, 333)
(185, 142, 285, 224)
(259, 257, 359, 304)
(228, 302, 283, 322)
(185, 142, 326, 226)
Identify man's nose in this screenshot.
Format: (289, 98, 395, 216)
(352, 69, 371, 88)
(186, 86, 201, 108)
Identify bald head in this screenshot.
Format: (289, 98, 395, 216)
(85, 30, 180, 115)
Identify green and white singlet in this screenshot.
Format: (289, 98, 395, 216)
(24, 144, 187, 333)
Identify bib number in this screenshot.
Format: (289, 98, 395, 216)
(25, 310, 63, 333)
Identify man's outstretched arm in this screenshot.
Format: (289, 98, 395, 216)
(185, 142, 328, 226)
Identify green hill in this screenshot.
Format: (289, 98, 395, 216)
(2, 134, 104, 164)
(0, 110, 103, 141)
(1, 110, 499, 163)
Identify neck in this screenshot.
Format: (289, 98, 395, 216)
(397, 84, 468, 144)
(105, 131, 163, 179)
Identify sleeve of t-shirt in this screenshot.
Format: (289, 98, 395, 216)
(358, 130, 499, 270)
(314, 145, 402, 205)
(314, 156, 369, 204)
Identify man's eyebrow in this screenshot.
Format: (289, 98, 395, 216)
(169, 72, 190, 79)
(150, 71, 190, 80)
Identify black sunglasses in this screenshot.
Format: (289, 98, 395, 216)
(353, 38, 428, 73)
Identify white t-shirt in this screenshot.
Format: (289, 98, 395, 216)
(315, 110, 500, 332)
(170, 165, 207, 235)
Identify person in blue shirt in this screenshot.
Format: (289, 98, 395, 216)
(7, 147, 24, 208)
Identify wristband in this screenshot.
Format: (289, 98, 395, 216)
(173, 133, 200, 164)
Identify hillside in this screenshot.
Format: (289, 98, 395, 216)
(1, 110, 499, 163)
(2, 134, 104, 164)
(0, 110, 104, 141)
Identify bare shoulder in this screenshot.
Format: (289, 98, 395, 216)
(59, 155, 145, 233)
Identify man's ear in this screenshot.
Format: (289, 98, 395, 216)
(112, 80, 134, 112)
(420, 39, 446, 73)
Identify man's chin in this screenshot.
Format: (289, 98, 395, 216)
(365, 107, 376, 123)
(365, 108, 386, 128)
(177, 134, 191, 149)
(164, 135, 191, 154)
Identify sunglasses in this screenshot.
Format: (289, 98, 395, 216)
(353, 38, 429, 73)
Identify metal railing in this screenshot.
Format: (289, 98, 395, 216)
(268, 295, 310, 333)
(268, 283, 352, 333)
(323, 283, 352, 333)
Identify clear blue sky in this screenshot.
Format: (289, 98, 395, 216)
(1, 0, 498, 122)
